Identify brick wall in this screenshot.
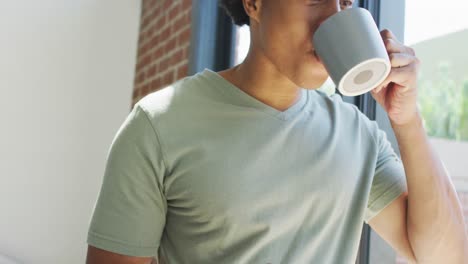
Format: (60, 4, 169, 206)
(132, 0, 192, 107)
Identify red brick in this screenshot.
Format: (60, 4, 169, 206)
(160, 26, 171, 43)
(170, 49, 184, 65)
(143, 28, 153, 44)
(143, 83, 151, 94)
(153, 15, 165, 33)
(142, 0, 151, 13)
(140, 30, 148, 46)
(149, 4, 161, 21)
(147, 29, 153, 43)
(172, 16, 187, 36)
(182, 44, 190, 58)
(138, 32, 145, 45)
(139, 41, 151, 57)
(149, 0, 158, 10)
(136, 71, 146, 84)
(155, 63, 160, 75)
(159, 57, 171, 72)
(183, 8, 191, 24)
(162, 70, 174, 86)
(142, 0, 152, 10)
(141, 7, 150, 21)
(176, 64, 188, 79)
(150, 35, 160, 48)
(147, 64, 157, 77)
(141, 16, 152, 30)
(164, 37, 177, 53)
(163, 0, 173, 11)
(134, 83, 143, 92)
(137, 54, 151, 71)
(153, 0, 163, 8)
(181, 0, 192, 10)
(132, 0, 192, 108)
(177, 27, 191, 46)
(142, 83, 151, 95)
(168, 2, 181, 21)
(151, 78, 161, 90)
(152, 47, 164, 61)
(132, 86, 141, 100)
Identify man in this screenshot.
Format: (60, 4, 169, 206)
(86, 0, 468, 263)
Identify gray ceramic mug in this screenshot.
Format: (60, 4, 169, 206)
(312, 7, 391, 96)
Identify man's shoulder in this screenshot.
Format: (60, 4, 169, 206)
(136, 77, 187, 114)
(136, 72, 210, 118)
(132, 70, 223, 136)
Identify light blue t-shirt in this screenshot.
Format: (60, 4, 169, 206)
(87, 69, 407, 263)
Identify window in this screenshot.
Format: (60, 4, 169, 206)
(393, 1, 468, 262)
(367, 0, 468, 263)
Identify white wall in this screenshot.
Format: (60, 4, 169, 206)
(0, 1, 141, 263)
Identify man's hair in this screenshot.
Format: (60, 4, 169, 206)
(219, 0, 250, 26)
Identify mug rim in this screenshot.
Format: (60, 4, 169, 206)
(338, 57, 391, 96)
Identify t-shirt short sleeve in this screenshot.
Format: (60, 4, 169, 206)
(364, 120, 408, 223)
(87, 103, 168, 257)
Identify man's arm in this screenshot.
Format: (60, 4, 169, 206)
(86, 104, 167, 263)
(369, 113, 468, 263)
(368, 192, 417, 262)
(368, 28, 468, 263)
(86, 245, 156, 264)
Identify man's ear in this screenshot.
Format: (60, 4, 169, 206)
(242, 0, 262, 24)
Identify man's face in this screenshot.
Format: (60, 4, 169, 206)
(250, 0, 355, 89)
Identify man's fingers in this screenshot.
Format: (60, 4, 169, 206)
(389, 52, 415, 68)
(380, 29, 398, 41)
(373, 52, 420, 94)
(381, 29, 416, 55)
(383, 37, 411, 54)
(375, 63, 418, 93)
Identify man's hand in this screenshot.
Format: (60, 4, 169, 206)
(370, 29, 421, 126)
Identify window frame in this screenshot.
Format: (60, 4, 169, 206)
(353, 0, 384, 262)
(188, 1, 236, 75)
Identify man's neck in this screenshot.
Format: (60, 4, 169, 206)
(217, 51, 303, 112)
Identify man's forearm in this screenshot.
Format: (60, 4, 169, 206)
(391, 112, 468, 262)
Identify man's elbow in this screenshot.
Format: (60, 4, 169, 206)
(412, 233, 468, 264)
(86, 245, 156, 264)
